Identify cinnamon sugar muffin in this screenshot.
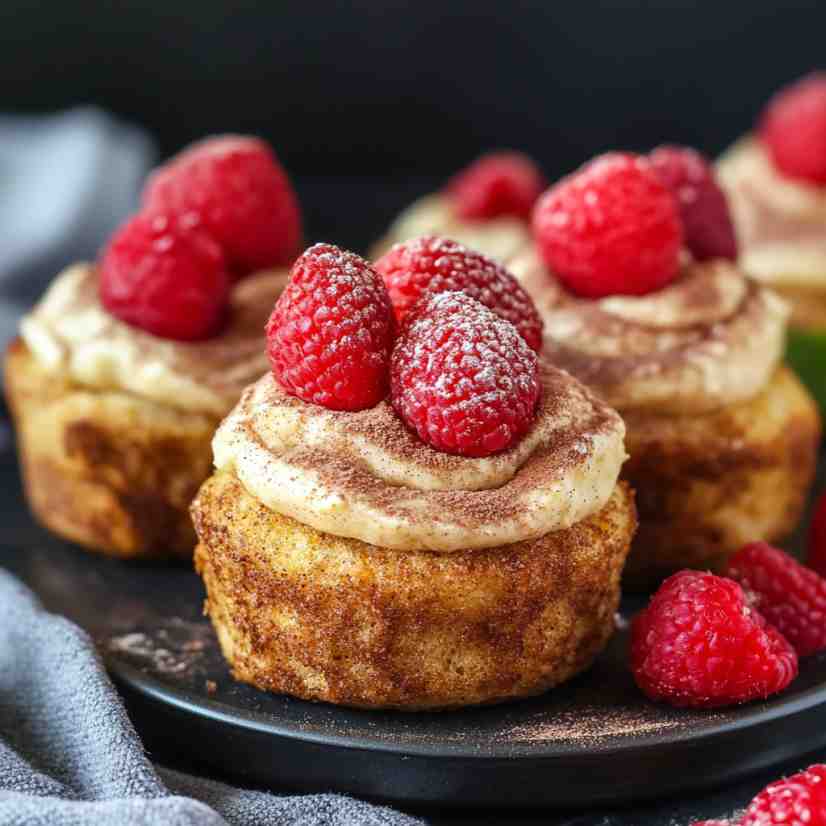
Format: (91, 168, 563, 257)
(193, 243, 635, 709)
(370, 151, 543, 262)
(5, 264, 287, 559)
(510, 250, 820, 588)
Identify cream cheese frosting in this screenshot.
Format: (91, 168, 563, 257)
(372, 194, 531, 263)
(717, 138, 826, 288)
(212, 363, 627, 552)
(20, 263, 288, 416)
(508, 248, 789, 415)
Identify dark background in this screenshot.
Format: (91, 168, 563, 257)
(1, 0, 825, 251)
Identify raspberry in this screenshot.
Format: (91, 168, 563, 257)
(808, 492, 826, 578)
(446, 151, 546, 221)
(266, 243, 394, 411)
(760, 73, 826, 185)
(390, 291, 540, 457)
(725, 542, 826, 657)
(649, 145, 738, 262)
(143, 135, 302, 279)
(532, 153, 683, 298)
(374, 236, 543, 351)
(99, 212, 230, 341)
(630, 570, 798, 708)
(740, 764, 826, 826)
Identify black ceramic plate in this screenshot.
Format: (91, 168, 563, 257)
(3, 421, 826, 809)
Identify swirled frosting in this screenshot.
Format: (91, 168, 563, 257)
(212, 363, 626, 552)
(372, 194, 531, 263)
(20, 263, 288, 416)
(508, 248, 788, 414)
(718, 138, 826, 288)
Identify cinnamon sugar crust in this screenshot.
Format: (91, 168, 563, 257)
(193, 471, 636, 710)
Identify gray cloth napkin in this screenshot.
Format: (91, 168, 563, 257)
(0, 568, 424, 826)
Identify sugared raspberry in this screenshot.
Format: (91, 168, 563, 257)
(99, 212, 230, 341)
(725, 542, 826, 657)
(532, 153, 683, 298)
(446, 151, 546, 221)
(390, 291, 540, 457)
(740, 764, 826, 826)
(808, 492, 826, 577)
(760, 73, 826, 185)
(143, 135, 302, 279)
(630, 570, 798, 708)
(267, 243, 394, 411)
(374, 236, 543, 351)
(649, 145, 738, 262)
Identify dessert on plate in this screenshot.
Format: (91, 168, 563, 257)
(509, 149, 820, 588)
(5, 135, 302, 559)
(717, 73, 826, 409)
(370, 151, 544, 262)
(193, 242, 636, 710)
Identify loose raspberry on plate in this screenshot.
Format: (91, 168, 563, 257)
(446, 151, 546, 221)
(99, 212, 230, 341)
(267, 243, 395, 411)
(725, 542, 826, 657)
(390, 291, 540, 457)
(760, 73, 826, 186)
(740, 763, 826, 826)
(374, 235, 543, 351)
(630, 570, 798, 708)
(532, 152, 683, 298)
(143, 135, 302, 279)
(808, 492, 826, 577)
(649, 145, 738, 262)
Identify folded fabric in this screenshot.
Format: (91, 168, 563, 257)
(0, 569, 425, 825)
(0, 106, 154, 346)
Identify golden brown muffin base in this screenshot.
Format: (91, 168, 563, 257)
(771, 284, 826, 332)
(622, 366, 820, 589)
(193, 471, 636, 710)
(4, 338, 219, 559)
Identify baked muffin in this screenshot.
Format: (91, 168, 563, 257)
(717, 74, 826, 409)
(5, 135, 301, 559)
(510, 150, 820, 588)
(193, 244, 635, 710)
(370, 151, 543, 262)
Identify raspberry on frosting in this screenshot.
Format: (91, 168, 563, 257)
(630, 570, 798, 708)
(390, 290, 540, 457)
(266, 243, 395, 412)
(726, 542, 826, 657)
(532, 152, 684, 298)
(760, 73, 826, 186)
(446, 151, 546, 221)
(649, 144, 738, 262)
(143, 135, 302, 279)
(99, 212, 230, 341)
(374, 235, 543, 351)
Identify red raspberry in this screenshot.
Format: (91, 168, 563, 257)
(630, 570, 798, 708)
(390, 291, 540, 457)
(649, 145, 738, 262)
(446, 151, 546, 221)
(532, 153, 683, 298)
(725, 542, 826, 657)
(740, 764, 826, 826)
(143, 135, 302, 279)
(374, 235, 543, 351)
(760, 73, 826, 185)
(808, 492, 826, 577)
(99, 212, 230, 341)
(266, 243, 394, 411)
